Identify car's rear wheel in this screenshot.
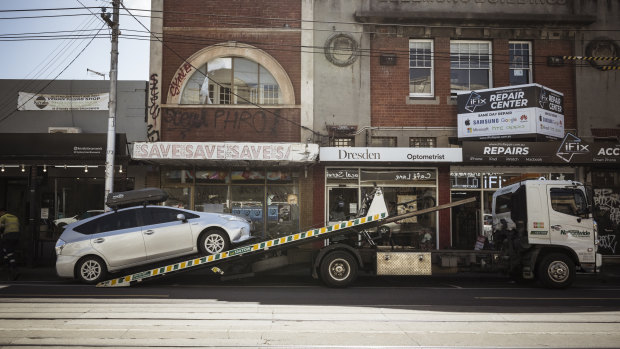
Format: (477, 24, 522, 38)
(75, 256, 107, 284)
(199, 230, 230, 255)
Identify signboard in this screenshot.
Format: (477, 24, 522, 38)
(132, 142, 319, 163)
(320, 147, 462, 162)
(463, 133, 620, 165)
(0, 133, 127, 161)
(17, 92, 109, 111)
(457, 84, 564, 140)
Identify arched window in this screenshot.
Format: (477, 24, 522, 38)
(180, 57, 281, 105)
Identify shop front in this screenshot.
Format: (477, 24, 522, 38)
(319, 147, 462, 250)
(459, 136, 620, 256)
(132, 141, 319, 240)
(0, 133, 131, 265)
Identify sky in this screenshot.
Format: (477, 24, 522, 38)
(0, 0, 151, 81)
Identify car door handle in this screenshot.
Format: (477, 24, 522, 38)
(93, 238, 105, 243)
(144, 230, 155, 235)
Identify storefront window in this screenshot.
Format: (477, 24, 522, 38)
(195, 185, 228, 213)
(231, 185, 265, 237)
(266, 185, 299, 238)
(326, 167, 438, 250)
(162, 187, 191, 209)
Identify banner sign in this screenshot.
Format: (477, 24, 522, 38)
(132, 142, 319, 163)
(457, 84, 564, 140)
(18, 92, 109, 111)
(320, 147, 462, 162)
(463, 133, 620, 165)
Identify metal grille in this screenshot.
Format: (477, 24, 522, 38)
(376, 252, 432, 275)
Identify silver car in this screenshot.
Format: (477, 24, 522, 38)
(55, 206, 252, 284)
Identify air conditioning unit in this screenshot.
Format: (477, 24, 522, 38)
(48, 127, 82, 134)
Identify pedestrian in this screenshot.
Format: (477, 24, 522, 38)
(0, 208, 20, 280)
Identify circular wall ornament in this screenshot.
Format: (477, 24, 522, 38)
(585, 39, 619, 70)
(324, 33, 359, 67)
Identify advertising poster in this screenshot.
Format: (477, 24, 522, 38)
(457, 84, 564, 140)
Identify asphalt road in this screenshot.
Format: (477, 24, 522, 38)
(0, 270, 619, 348)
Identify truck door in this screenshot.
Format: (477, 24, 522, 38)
(547, 186, 596, 264)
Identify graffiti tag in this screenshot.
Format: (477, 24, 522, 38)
(147, 73, 161, 142)
(169, 63, 193, 97)
(598, 234, 617, 254)
(594, 188, 620, 226)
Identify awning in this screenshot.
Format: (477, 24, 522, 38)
(0, 133, 129, 165)
(132, 142, 319, 167)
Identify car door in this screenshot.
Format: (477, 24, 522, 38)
(548, 186, 596, 264)
(140, 207, 195, 260)
(88, 209, 147, 268)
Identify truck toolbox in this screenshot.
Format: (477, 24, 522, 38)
(106, 187, 169, 209)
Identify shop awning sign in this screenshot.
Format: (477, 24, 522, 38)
(320, 147, 462, 162)
(463, 134, 620, 165)
(17, 92, 109, 111)
(132, 142, 319, 163)
(457, 84, 564, 140)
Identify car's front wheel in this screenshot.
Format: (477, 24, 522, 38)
(75, 256, 107, 284)
(199, 230, 230, 255)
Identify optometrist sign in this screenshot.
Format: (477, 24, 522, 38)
(457, 84, 564, 140)
(320, 147, 462, 162)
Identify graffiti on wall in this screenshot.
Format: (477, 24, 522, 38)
(594, 188, 620, 255)
(147, 73, 161, 141)
(169, 63, 194, 97)
(162, 108, 291, 139)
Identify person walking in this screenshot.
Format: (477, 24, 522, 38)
(0, 208, 20, 280)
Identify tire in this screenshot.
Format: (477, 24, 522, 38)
(319, 251, 358, 288)
(75, 256, 107, 284)
(199, 230, 230, 255)
(537, 253, 575, 289)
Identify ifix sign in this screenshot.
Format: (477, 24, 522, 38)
(457, 84, 564, 140)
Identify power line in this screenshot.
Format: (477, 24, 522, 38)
(0, 23, 107, 124)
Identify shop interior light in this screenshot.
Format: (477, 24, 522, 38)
(119, 165, 123, 173)
(43, 164, 47, 172)
(21, 164, 25, 172)
(1, 165, 4, 172)
(84, 165, 88, 173)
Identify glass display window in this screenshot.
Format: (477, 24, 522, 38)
(266, 185, 300, 238)
(195, 185, 228, 213)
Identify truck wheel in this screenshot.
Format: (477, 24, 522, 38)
(319, 251, 358, 288)
(199, 230, 230, 255)
(537, 253, 575, 289)
(76, 256, 107, 284)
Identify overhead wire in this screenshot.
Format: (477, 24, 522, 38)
(0, 22, 107, 124)
(0, 14, 101, 120)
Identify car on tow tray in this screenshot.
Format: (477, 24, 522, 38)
(55, 205, 253, 284)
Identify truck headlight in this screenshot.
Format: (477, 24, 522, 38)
(55, 239, 66, 256)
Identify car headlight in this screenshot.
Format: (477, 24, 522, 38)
(55, 239, 66, 256)
(220, 214, 249, 223)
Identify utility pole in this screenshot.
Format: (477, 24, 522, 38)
(102, 1, 120, 211)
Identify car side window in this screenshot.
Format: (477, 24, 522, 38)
(142, 207, 199, 226)
(97, 210, 139, 233)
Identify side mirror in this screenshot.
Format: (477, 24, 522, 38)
(176, 213, 187, 223)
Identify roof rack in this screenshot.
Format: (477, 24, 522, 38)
(106, 188, 169, 210)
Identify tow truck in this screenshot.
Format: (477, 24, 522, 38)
(97, 179, 601, 289)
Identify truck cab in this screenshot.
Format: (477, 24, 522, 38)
(492, 179, 601, 288)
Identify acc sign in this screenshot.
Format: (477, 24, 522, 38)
(598, 147, 620, 156)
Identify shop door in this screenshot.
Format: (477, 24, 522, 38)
(451, 191, 481, 249)
(327, 187, 358, 223)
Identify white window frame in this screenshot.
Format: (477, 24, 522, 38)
(450, 40, 493, 95)
(409, 39, 434, 98)
(509, 41, 533, 86)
